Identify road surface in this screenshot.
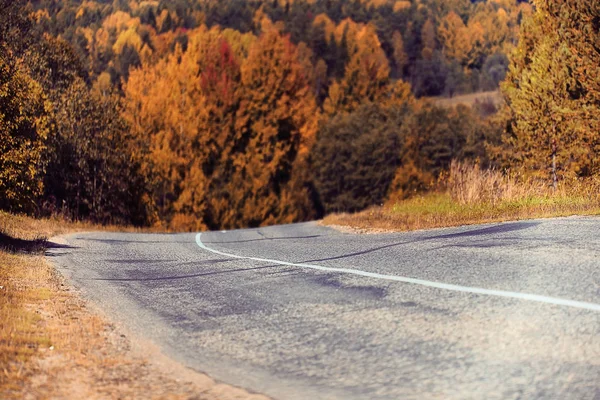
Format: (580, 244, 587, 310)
(48, 217, 600, 399)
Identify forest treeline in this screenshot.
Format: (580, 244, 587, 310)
(1, 0, 599, 230)
(32, 0, 530, 98)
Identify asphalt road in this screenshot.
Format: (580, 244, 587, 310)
(48, 217, 600, 399)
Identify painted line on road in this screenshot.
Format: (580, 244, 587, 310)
(195, 233, 600, 312)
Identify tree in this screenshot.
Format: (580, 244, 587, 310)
(24, 34, 87, 93)
(480, 52, 509, 91)
(0, 1, 48, 212)
(388, 102, 484, 199)
(323, 24, 390, 115)
(420, 19, 436, 60)
(114, 43, 141, 80)
(475, 7, 511, 56)
(411, 51, 448, 97)
(444, 59, 470, 97)
(437, 11, 471, 66)
(213, 27, 320, 228)
(501, 0, 600, 181)
(0, 54, 49, 212)
(45, 79, 150, 224)
(548, 0, 600, 176)
(124, 25, 320, 230)
(0, 0, 34, 57)
(176, 29, 243, 230)
(391, 30, 408, 78)
(124, 37, 206, 228)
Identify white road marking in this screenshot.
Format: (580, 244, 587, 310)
(195, 233, 600, 312)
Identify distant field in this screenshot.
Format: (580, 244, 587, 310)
(431, 90, 503, 108)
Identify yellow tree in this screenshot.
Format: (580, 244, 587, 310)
(421, 19, 437, 60)
(438, 11, 471, 66)
(113, 26, 143, 55)
(333, 18, 362, 45)
(501, 0, 600, 181)
(469, 5, 511, 57)
(313, 13, 336, 42)
(465, 19, 486, 68)
(0, 55, 49, 212)
(176, 28, 244, 230)
(391, 30, 408, 76)
(102, 10, 136, 33)
(124, 25, 320, 229)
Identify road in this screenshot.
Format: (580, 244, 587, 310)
(48, 217, 600, 399)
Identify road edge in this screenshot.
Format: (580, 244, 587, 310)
(42, 233, 272, 400)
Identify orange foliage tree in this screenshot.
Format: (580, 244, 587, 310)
(209, 27, 320, 228)
(124, 25, 320, 230)
(124, 38, 206, 229)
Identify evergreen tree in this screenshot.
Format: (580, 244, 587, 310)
(502, 0, 600, 181)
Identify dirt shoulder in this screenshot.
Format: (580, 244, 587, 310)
(0, 212, 269, 400)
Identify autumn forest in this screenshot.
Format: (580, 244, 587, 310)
(1, 0, 599, 230)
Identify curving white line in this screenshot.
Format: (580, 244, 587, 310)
(195, 233, 600, 312)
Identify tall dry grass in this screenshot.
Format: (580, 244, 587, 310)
(446, 160, 544, 205)
(446, 160, 600, 205)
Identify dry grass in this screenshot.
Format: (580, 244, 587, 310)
(324, 161, 600, 233)
(445, 160, 545, 205)
(0, 212, 268, 399)
(1, 212, 87, 395)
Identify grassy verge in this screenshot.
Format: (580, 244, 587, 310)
(324, 193, 600, 233)
(0, 212, 267, 399)
(324, 162, 600, 233)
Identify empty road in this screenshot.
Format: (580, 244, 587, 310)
(48, 217, 600, 399)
